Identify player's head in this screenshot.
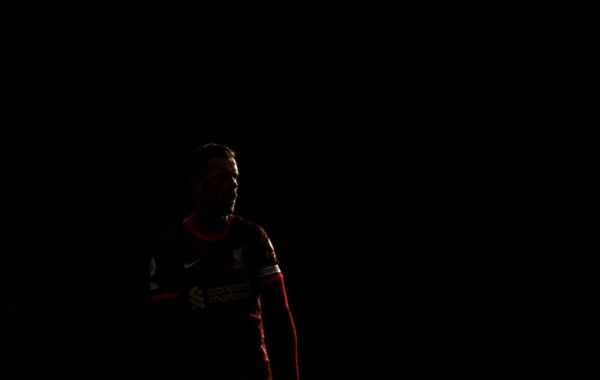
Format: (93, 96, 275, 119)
(190, 143, 239, 217)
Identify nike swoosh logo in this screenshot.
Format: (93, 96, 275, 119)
(184, 258, 202, 269)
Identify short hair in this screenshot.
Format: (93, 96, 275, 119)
(189, 143, 236, 176)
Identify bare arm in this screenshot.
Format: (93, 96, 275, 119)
(260, 274, 300, 380)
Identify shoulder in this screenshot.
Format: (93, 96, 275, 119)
(151, 222, 189, 254)
(231, 215, 268, 236)
(230, 215, 273, 247)
(155, 222, 186, 242)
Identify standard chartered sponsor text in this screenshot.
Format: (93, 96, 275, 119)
(206, 282, 253, 303)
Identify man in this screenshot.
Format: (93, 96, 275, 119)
(148, 143, 299, 380)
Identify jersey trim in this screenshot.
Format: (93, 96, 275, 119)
(184, 216, 232, 241)
(151, 290, 181, 303)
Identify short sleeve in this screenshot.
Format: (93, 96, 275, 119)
(254, 226, 283, 284)
(149, 238, 183, 303)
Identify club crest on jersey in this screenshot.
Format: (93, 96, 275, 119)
(233, 247, 245, 269)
